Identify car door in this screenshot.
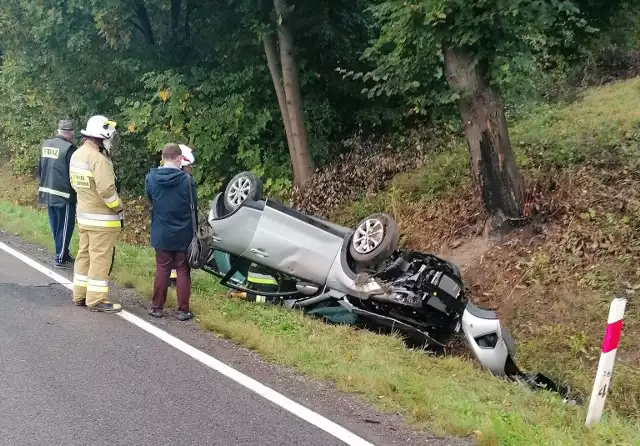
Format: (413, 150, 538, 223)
(243, 199, 346, 285)
(207, 193, 263, 257)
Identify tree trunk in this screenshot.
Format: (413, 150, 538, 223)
(443, 45, 525, 231)
(273, 0, 313, 187)
(170, 0, 182, 45)
(263, 32, 298, 181)
(133, 0, 155, 45)
(184, 0, 193, 41)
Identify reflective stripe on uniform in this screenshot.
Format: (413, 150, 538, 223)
(77, 218, 121, 228)
(70, 160, 91, 169)
(78, 212, 121, 221)
(69, 160, 94, 189)
(247, 272, 278, 285)
(104, 193, 120, 209)
(38, 187, 71, 199)
(74, 274, 88, 288)
(87, 279, 109, 293)
(70, 165, 94, 177)
(77, 212, 121, 228)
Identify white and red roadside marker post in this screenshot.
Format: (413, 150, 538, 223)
(585, 297, 627, 427)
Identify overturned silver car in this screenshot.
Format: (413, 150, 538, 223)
(201, 172, 577, 400)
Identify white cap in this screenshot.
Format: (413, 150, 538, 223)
(179, 144, 195, 167)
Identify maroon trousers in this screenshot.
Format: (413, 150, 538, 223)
(152, 249, 191, 312)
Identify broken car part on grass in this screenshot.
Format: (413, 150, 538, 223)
(200, 171, 581, 404)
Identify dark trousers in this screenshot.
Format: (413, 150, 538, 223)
(47, 203, 76, 263)
(152, 250, 191, 312)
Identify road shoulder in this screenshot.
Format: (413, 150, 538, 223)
(0, 229, 468, 446)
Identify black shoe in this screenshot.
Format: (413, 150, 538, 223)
(73, 299, 86, 306)
(62, 255, 75, 263)
(54, 261, 72, 269)
(177, 311, 194, 321)
(87, 302, 122, 313)
(148, 308, 164, 318)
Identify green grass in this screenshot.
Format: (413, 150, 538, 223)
(511, 77, 640, 169)
(328, 78, 640, 415)
(339, 77, 640, 220)
(1, 201, 639, 445)
(319, 76, 640, 429)
(4, 77, 640, 444)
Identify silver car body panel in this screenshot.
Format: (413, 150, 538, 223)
(242, 199, 346, 285)
(307, 215, 353, 238)
(325, 245, 386, 299)
(207, 194, 263, 256)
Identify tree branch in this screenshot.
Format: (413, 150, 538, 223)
(184, 0, 194, 41)
(133, 0, 155, 45)
(129, 18, 146, 38)
(171, 0, 182, 43)
(273, 0, 292, 23)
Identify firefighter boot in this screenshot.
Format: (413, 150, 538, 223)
(85, 230, 122, 313)
(72, 228, 90, 306)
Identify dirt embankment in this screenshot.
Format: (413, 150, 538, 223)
(370, 165, 640, 415)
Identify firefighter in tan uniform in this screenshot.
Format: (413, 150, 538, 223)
(69, 115, 123, 313)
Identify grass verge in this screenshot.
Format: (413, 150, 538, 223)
(328, 77, 640, 420)
(338, 77, 640, 224)
(0, 200, 639, 445)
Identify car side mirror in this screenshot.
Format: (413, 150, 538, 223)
(296, 282, 319, 296)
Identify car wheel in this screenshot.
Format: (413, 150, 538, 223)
(224, 172, 263, 212)
(349, 213, 399, 267)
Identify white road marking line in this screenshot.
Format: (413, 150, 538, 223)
(0, 241, 375, 446)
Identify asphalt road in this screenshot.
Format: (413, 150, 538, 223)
(0, 249, 347, 446)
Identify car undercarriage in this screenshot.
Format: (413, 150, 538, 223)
(349, 250, 466, 346)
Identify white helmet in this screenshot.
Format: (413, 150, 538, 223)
(81, 115, 117, 141)
(179, 144, 195, 167)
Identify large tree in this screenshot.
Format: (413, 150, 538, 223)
(347, 0, 589, 232)
(258, 0, 314, 188)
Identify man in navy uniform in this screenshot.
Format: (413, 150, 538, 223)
(37, 119, 78, 268)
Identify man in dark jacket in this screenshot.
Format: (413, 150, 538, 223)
(37, 119, 77, 268)
(145, 143, 197, 321)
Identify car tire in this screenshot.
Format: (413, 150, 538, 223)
(223, 172, 263, 212)
(349, 213, 399, 267)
